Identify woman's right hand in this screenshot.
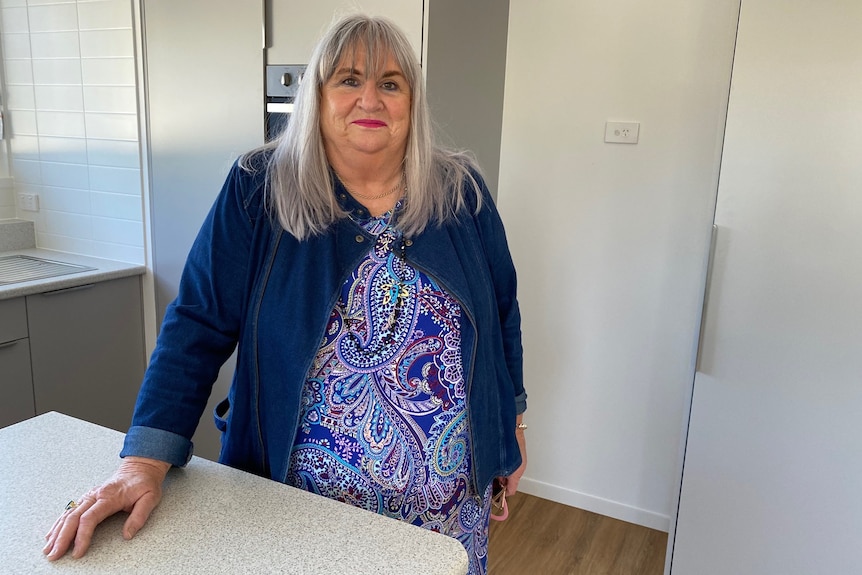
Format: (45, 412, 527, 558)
(43, 456, 171, 561)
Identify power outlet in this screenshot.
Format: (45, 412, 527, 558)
(19, 193, 40, 212)
(605, 121, 640, 144)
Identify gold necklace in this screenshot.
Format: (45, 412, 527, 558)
(338, 172, 405, 200)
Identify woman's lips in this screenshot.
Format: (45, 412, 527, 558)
(352, 119, 387, 128)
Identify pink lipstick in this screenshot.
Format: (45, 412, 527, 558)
(353, 119, 387, 128)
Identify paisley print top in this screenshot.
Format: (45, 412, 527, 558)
(287, 208, 491, 575)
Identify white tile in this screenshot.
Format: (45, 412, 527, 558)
(30, 31, 80, 58)
(90, 240, 144, 264)
(0, 0, 27, 8)
(45, 210, 92, 238)
(32, 58, 83, 85)
(84, 112, 137, 140)
(92, 216, 142, 246)
(38, 136, 88, 164)
(40, 161, 89, 189)
(2, 59, 34, 84)
(35, 84, 84, 111)
(11, 158, 41, 184)
(0, 207, 15, 219)
(88, 165, 140, 194)
(81, 57, 135, 86)
(0, 186, 14, 208)
(91, 191, 141, 221)
(8, 110, 38, 135)
(79, 29, 132, 58)
(38, 184, 90, 214)
(1, 32, 31, 58)
(5, 84, 35, 109)
(9, 134, 40, 158)
(27, 3, 77, 33)
(1, 6, 29, 33)
(77, 0, 131, 30)
(86, 138, 139, 168)
(36, 110, 85, 137)
(83, 86, 136, 113)
(37, 232, 93, 255)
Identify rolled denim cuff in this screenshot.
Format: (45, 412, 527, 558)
(120, 425, 194, 468)
(514, 391, 527, 415)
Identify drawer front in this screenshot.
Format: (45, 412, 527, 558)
(0, 337, 35, 428)
(0, 297, 28, 344)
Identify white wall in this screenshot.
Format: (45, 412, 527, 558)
(0, 0, 144, 263)
(497, 0, 739, 529)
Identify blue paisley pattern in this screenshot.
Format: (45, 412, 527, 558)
(287, 209, 491, 575)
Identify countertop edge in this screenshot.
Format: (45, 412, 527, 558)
(0, 248, 147, 300)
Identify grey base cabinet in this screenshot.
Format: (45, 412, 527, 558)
(0, 298, 35, 428)
(0, 276, 145, 432)
(27, 276, 146, 433)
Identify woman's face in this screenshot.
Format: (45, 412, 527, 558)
(320, 44, 412, 165)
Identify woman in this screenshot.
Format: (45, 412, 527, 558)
(44, 14, 526, 574)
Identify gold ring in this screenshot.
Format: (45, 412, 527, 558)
(64, 500, 78, 511)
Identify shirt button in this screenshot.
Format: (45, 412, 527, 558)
(339, 194, 347, 200)
(355, 235, 365, 243)
(404, 239, 413, 246)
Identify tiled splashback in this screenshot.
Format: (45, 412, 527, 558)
(0, 0, 144, 264)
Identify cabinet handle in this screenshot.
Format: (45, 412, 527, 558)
(40, 283, 96, 296)
(695, 225, 719, 373)
(0, 339, 21, 350)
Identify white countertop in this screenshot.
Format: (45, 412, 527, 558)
(0, 248, 146, 300)
(0, 413, 469, 575)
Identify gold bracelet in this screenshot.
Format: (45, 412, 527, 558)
(516, 423, 528, 431)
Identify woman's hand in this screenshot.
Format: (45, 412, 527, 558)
(497, 415, 528, 497)
(43, 456, 171, 561)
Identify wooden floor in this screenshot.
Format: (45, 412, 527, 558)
(488, 493, 667, 575)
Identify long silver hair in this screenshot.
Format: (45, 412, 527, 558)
(242, 13, 482, 240)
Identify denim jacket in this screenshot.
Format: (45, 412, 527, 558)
(122, 158, 526, 493)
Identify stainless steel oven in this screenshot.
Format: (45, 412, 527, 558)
(265, 65, 305, 141)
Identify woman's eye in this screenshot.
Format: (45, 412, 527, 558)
(341, 77, 360, 87)
(381, 81, 398, 91)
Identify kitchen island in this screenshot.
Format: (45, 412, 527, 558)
(0, 412, 469, 574)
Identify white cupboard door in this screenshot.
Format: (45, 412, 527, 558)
(266, 1, 424, 64)
(671, 2, 862, 574)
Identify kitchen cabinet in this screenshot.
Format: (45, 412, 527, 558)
(265, 0, 423, 64)
(0, 298, 35, 428)
(27, 276, 146, 433)
(0, 276, 145, 431)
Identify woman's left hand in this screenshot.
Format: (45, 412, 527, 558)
(498, 416, 528, 496)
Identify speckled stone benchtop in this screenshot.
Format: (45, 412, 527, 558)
(0, 413, 469, 575)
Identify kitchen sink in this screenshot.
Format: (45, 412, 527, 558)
(0, 255, 95, 285)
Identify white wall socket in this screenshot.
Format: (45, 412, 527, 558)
(19, 193, 40, 212)
(605, 121, 640, 144)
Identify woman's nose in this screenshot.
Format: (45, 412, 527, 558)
(358, 83, 383, 110)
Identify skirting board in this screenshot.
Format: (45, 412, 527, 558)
(517, 477, 670, 532)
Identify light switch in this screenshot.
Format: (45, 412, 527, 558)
(605, 121, 640, 144)
(19, 193, 40, 212)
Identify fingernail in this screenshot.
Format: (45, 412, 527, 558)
(126, 527, 137, 539)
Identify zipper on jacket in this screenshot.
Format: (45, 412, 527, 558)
(252, 230, 284, 474)
(280, 239, 373, 484)
(403, 249, 482, 496)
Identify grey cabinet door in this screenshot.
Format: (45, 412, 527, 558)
(0, 338, 35, 428)
(27, 276, 146, 432)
